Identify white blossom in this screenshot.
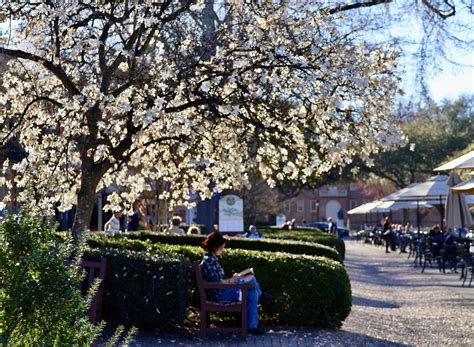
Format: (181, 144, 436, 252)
(0, 2, 403, 227)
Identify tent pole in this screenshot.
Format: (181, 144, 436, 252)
(439, 194, 444, 230)
(417, 200, 420, 232)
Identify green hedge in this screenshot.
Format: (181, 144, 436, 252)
(259, 228, 346, 259)
(83, 247, 191, 330)
(114, 232, 342, 263)
(86, 235, 351, 328)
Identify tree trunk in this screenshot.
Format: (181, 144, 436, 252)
(71, 166, 101, 246)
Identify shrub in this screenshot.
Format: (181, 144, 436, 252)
(83, 247, 191, 330)
(86, 235, 351, 328)
(260, 228, 346, 259)
(0, 211, 102, 345)
(116, 232, 342, 262)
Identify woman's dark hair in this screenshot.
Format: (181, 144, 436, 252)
(201, 231, 227, 254)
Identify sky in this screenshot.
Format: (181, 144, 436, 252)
(428, 54, 474, 102)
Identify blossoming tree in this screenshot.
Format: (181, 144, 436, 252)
(0, 1, 403, 243)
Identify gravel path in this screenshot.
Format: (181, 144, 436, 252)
(112, 240, 474, 346)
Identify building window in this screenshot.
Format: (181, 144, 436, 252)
(310, 200, 319, 212)
(283, 201, 290, 212)
(350, 200, 358, 210)
(297, 200, 304, 212)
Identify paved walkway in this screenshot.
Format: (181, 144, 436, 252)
(121, 240, 473, 346)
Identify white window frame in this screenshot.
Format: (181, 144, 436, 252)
(297, 200, 304, 213)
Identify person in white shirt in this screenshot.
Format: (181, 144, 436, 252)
(105, 211, 123, 233)
(168, 216, 185, 235)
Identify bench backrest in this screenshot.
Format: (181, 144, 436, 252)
(65, 258, 107, 324)
(194, 261, 207, 303)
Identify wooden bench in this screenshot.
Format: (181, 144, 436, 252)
(194, 261, 251, 340)
(66, 258, 107, 324)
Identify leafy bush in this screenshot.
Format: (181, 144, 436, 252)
(260, 228, 346, 259)
(83, 247, 191, 330)
(0, 211, 102, 345)
(115, 232, 342, 263)
(86, 235, 351, 328)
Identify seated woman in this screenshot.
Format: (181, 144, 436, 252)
(429, 225, 444, 257)
(243, 225, 263, 239)
(200, 231, 265, 334)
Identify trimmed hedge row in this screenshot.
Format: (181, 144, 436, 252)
(260, 228, 346, 259)
(83, 247, 191, 330)
(86, 235, 352, 328)
(112, 232, 342, 263)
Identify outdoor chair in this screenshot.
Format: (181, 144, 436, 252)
(65, 258, 107, 324)
(413, 237, 424, 268)
(407, 237, 416, 259)
(194, 262, 251, 340)
(457, 243, 473, 287)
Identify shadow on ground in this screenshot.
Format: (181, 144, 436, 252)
(352, 295, 400, 309)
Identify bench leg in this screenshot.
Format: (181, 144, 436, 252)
(241, 310, 247, 340)
(200, 310, 207, 338)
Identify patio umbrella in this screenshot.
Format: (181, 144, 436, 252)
(451, 178, 474, 194)
(445, 171, 473, 230)
(434, 150, 474, 171)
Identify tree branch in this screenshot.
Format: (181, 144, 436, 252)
(327, 0, 394, 15)
(0, 48, 81, 96)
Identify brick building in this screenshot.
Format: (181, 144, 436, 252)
(282, 183, 367, 228)
(281, 182, 452, 230)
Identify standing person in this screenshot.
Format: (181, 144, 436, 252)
(327, 217, 337, 235)
(244, 225, 263, 239)
(382, 217, 392, 253)
(168, 216, 185, 235)
(104, 211, 123, 233)
(127, 199, 148, 231)
(200, 232, 265, 335)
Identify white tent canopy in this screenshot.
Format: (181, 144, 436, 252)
(347, 200, 388, 215)
(376, 200, 433, 210)
(382, 175, 448, 202)
(347, 200, 432, 215)
(434, 151, 474, 171)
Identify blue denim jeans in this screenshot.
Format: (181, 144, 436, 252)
(219, 277, 261, 329)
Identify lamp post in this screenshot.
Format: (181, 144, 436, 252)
(316, 200, 320, 221)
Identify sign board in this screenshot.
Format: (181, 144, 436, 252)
(276, 213, 286, 227)
(218, 194, 244, 233)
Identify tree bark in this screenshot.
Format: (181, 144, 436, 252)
(71, 162, 101, 246)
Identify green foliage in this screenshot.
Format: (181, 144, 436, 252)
(259, 228, 346, 259)
(113, 231, 342, 263)
(0, 211, 102, 346)
(86, 235, 351, 328)
(362, 96, 474, 188)
(83, 247, 191, 330)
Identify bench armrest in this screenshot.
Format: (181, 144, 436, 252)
(201, 282, 252, 290)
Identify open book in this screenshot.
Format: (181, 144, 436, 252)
(236, 267, 254, 277)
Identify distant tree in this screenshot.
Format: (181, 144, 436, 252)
(361, 95, 474, 188)
(239, 172, 281, 226)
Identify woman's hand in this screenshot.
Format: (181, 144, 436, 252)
(230, 274, 254, 283)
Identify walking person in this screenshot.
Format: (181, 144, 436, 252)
(382, 217, 392, 253)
